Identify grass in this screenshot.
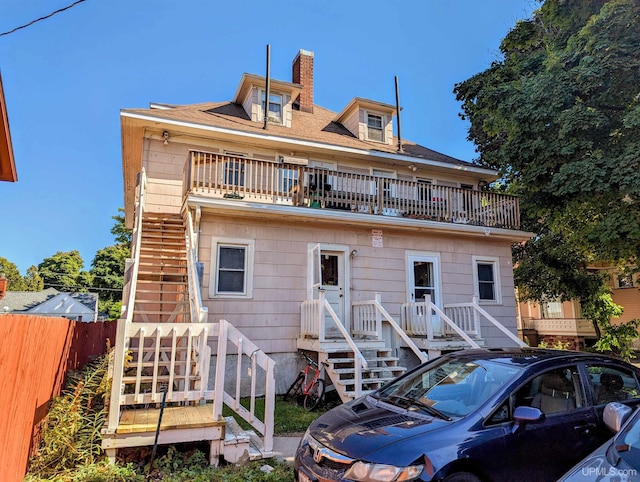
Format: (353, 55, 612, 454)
(222, 392, 340, 435)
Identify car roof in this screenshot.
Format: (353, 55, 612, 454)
(442, 347, 631, 369)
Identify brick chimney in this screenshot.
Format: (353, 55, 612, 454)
(292, 49, 314, 113)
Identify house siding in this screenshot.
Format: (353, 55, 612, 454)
(198, 213, 518, 354)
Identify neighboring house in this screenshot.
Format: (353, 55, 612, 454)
(103, 49, 533, 464)
(517, 266, 640, 349)
(0, 72, 17, 182)
(2, 287, 101, 321)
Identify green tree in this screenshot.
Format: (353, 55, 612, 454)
(23, 265, 44, 291)
(0, 256, 26, 290)
(90, 209, 132, 319)
(454, 0, 640, 350)
(38, 250, 93, 292)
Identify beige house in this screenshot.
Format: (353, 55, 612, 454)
(103, 49, 533, 464)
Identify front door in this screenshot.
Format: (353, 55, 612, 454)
(407, 254, 441, 335)
(320, 251, 345, 338)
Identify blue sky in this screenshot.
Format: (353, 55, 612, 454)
(0, 0, 537, 275)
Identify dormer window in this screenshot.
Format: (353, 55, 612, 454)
(262, 91, 283, 124)
(366, 113, 384, 142)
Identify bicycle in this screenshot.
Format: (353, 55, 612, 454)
(284, 351, 326, 411)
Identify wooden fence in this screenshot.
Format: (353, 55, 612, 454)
(0, 314, 116, 482)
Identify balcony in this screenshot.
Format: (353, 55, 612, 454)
(526, 318, 598, 338)
(184, 151, 521, 230)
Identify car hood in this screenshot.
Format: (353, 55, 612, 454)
(309, 396, 451, 461)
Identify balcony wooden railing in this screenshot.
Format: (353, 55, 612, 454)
(184, 151, 520, 229)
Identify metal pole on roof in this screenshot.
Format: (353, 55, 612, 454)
(263, 44, 271, 130)
(395, 76, 403, 153)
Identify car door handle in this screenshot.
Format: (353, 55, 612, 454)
(573, 422, 597, 435)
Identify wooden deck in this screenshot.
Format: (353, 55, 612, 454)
(116, 404, 222, 434)
(102, 404, 227, 464)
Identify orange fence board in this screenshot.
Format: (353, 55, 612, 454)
(0, 315, 116, 482)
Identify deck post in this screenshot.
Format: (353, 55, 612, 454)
(375, 292, 382, 340)
(318, 289, 326, 342)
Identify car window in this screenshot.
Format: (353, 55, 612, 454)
(375, 358, 522, 417)
(616, 409, 640, 468)
(586, 365, 640, 405)
(514, 366, 583, 415)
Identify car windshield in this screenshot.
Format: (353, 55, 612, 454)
(374, 357, 523, 417)
(614, 409, 640, 467)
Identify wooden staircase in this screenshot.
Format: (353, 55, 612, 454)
(320, 345, 407, 402)
(104, 211, 274, 465)
(133, 215, 189, 324)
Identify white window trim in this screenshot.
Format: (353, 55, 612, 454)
(472, 256, 502, 304)
(259, 89, 284, 125)
(365, 111, 385, 143)
(209, 237, 255, 299)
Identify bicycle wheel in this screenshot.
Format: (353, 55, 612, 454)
(303, 379, 325, 411)
(284, 373, 305, 401)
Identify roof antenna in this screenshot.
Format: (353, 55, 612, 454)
(395, 75, 403, 153)
(263, 44, 271, 130)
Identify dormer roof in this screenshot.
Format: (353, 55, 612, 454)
(0, 72, 17, 182)
(233, 73, 302, 105)
(334, 97, 397, 124)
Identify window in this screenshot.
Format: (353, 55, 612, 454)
(473, 256, 501, 303)
(541, 297, 564, 319)
(279, 168, 298, 194)
(515, 366, 582, 414)
(261, 91, 283, 124)
(586, 365, 640, 405)
(223, 152, 246, 187)
(366, 113, 384, 142)
(616, 273, 635, 289)
(210, 238, 255, 298)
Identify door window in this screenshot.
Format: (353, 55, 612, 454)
(515, 366, 583, 414)
(586, 365, 640, 405)
(413, 261, 435, 303)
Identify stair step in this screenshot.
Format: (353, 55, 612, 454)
(343, 389, 375, 399)
(331, 366, 406, 375)
(327, 356, 401, 365)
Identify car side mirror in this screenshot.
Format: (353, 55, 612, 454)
(603, 402, 632, 433)
(512, 406, 545, 434)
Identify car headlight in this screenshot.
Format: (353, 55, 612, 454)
(344, 461, 424, 482)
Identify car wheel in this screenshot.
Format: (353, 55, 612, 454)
(443, 472, 482, 482)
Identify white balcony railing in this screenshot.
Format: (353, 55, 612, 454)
(184, 151, 521, 229)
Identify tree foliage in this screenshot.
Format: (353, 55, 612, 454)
(90, 209, 132, 319)
(38, 250, 93, 292)
(0, 256, 26, 290)
(455, 0, 640, 261)
(455, 0, 640, 351)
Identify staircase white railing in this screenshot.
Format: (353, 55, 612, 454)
(106, 170, 147, 432)
(401, 297, 526, 348)
(300, 290, 368, 398)
(213, 319, 276, 456)
(185, 210, 208, 323)
(449, 297, 526, 347)
(353, 293, 427, 364)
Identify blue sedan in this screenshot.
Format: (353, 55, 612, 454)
(294, 348, 640, 482)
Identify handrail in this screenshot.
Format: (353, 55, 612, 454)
(185, 210, 208, 323)
(320, 294, 368, 398)
(468, 298, 527, 347)
(185, 151, 520, 229)
(429, 302, 481, 349)
(107, 169, 147, 431)
(213, 319, 276, 456)
(372, 293, 428, 364)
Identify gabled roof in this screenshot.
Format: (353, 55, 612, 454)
(232, 73, 303, 104)
(122, 100, 472, 166)
(2, 288, 101, 321)
(0, 72, 17, 182)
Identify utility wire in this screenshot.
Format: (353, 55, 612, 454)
(0, 0, 88, 38)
